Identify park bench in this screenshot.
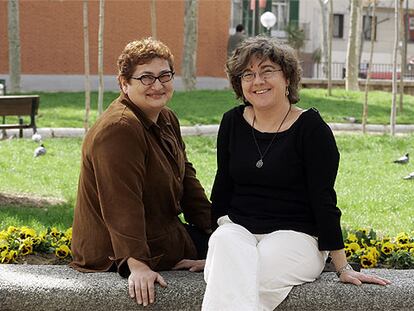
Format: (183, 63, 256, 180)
(0, 95, 39, 138)
(0, 265, 413, 310)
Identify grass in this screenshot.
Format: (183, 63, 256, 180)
(11, 88, 414, 128)
(1, 134, 414, 236)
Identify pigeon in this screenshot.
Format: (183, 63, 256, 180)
(34, 144, 46, 157)
(393, 153, 409, 164)
(403, 172, 414, 180)
(32, 133, 42, 143)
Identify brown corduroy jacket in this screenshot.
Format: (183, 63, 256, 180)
(69, 94, 211, 277)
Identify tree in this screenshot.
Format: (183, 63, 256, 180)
(97, 0, 105, 116)
(362, 0, 376, 134)
(345, 0, 361, 91)
(318, 0, 328, 77)
(398, 0, 406, 113)
(285, 23, 305, 55)
(182, 0, 198, 91)
(390, 0, 399, 136)
(327, 0, 333, 96)
(8, 0, 21, 93)
(150, 0, 157, 39)
(83, 0, 91, 132)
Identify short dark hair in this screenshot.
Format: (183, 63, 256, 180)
(235, 24, 244, 32)
(226, 36, 302, 105)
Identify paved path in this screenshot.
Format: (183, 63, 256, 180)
(2, 123, 414, 139)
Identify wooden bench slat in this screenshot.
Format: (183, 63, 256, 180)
(0, 95, 40, 137)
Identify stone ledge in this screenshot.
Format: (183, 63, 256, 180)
(0, 265, 413, 311)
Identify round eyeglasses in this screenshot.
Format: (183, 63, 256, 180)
(240, 69, 282, 82)
(131, 71, 175, 86)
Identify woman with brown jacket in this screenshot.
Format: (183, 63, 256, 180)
(70, 38, 211, 307)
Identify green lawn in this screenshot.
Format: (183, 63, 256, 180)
(1, 134, 414, 236)
(12, 88, 414, 128)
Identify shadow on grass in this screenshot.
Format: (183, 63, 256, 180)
(0, 201, 74, 230)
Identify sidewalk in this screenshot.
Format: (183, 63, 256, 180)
(2, 123, 414, 139)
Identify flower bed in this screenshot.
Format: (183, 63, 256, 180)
(1, 226, 413, 268)
(344, 229, 414, 269)
(0, 226, 71, 264)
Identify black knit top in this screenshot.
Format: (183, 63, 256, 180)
(211, 105, 344, 251)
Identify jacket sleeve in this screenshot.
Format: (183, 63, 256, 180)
(91, 122, 161, 275)
(210, 113, 234, 231)
(168, 111, 212, 231)
(302, 115, 344, 251)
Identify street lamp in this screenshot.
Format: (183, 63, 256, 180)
(260, 11, 276, 37)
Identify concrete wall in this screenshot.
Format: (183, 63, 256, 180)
(0, 0, 230, 78)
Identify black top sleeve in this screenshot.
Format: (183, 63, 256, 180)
(302, 114, 344, 250)
(210, 112, 234, 230)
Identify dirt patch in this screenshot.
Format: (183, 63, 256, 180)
(15, 253, 71, 265)
(0, 192, 66, 207)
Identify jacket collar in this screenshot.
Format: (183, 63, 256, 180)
(118, 93, 172, 131)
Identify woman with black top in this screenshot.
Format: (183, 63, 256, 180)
(201, 36, 390, 311)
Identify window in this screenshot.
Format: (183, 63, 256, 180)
(362, 16, 377, 40)
(271, 0, 289, 32)
(333, 14, 344, 38)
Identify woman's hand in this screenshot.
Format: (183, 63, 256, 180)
(172, 259, 206, 272)
(339, 270, 391, 286)
(127, 258, 167, 306)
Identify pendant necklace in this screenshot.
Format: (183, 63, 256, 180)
(251, 105, 291, 168)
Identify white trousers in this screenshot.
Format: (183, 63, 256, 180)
(202, 216, 328, 311)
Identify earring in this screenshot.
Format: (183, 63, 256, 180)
(285, 86, 289, 96)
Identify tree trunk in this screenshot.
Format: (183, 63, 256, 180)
(398, 0, 405, 113)
(182, 0, 198, 91)
(318, 0, 328, 77)
(8, 0, 21, 93)
(346, 0, 360, 91)
(327, 0, 333, 96)
(363, 0, 376, 134)
(151, 0, 157, 39)
(83, 0, 91, 132)
(97, 0, 105, 116)
(390, 0, 399, 136)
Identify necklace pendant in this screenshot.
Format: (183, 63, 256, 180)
(256, 159, 263, 168)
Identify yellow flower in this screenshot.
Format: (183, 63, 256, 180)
(360, 254, 377, 268)
(0, 230, 8, 241)
(65, 228, 72, 240)
(31, 236, 42, 246)
(410, 248, 414, 254)
(1, 250, 18, 263)
(366, 247, 380, 259)
(344, 247, 353, 259)
(347, 242, 360, 253)
(0, 241, 9, 253)
(347, 233, 358, 243)
(19, 243, 33, 256)
(7, 226, 18, 234)
(19, 226, 36, 239)
(50, 227, 61, 238)
(397, 243, 410, 250)
(381, 242, 395, 255)
(55, 245, 71, 259)
(396, 232, 409, 245)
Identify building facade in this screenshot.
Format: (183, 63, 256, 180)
(0, 0, 231, 91)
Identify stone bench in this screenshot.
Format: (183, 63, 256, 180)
(0, 265, 413, 310)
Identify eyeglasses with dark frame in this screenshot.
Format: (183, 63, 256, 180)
(240, 69, 282, 82)
(131, 71, 175, 86)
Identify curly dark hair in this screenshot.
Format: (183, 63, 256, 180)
(226, 36, 302, 105)
(117, 37, 174, 87)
